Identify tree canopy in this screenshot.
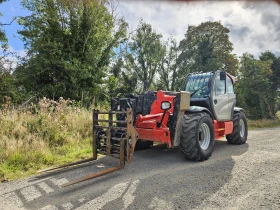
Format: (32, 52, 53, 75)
(0, 0, 8, 48)
(0, 1, 279, 120)
(124, 20, 165, 91)
(15, 0, 127, 104)
(178, 21, 238, 75)
(236, 53, 280, 119)
(157, 37, 179, 91)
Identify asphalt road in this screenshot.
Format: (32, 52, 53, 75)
(1, 127, 280, 210)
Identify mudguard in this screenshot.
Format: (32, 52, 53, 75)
(187, 106, 214, 119)
(234, 107, 245, 113)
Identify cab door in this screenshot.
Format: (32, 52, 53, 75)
(212, 73, 231, 121)
(226, 75, 236, 120)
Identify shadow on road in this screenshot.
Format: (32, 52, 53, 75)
(97, 140, 249, 210)
(25, 140, 249, 210)
(31, 156, 118, 181)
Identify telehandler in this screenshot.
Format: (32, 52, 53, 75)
(39, 70, 248, 186)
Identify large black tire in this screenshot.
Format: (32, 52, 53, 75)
(179, 112, 215, 161)
(135, 140, 153, 150)
(226, 112, 248, 144)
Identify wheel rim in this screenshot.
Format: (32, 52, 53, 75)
(199, 123, 211, 150)
(239, 119, 245, 138)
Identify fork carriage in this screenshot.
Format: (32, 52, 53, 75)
(38, 108, 138, 187)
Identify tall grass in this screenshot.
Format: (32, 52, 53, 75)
(0, 98, 108, 181)
(247, 111, 280, 129)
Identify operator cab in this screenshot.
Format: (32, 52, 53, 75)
(184, 72, 213, 113)
(184, 71, 236, 121)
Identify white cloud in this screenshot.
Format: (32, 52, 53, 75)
(9, 6, 16, 13)
(0, 46, 26, 70)
(117, 1, 280, 57)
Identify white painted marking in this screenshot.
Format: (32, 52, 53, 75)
(37, 182, 54, 194)
(2, 192, 23, 208)
(50, 178, 68, 187)
(96, 164, 105, 168)
(20, 186, 42, 202)
(76, 182, 129, 210)
(122, 180, 140, 209)
(61, 202, 74, 210)
(78, 198, 85, 203)
(148, 196, 174, 210)
(40, 205, 58, 210)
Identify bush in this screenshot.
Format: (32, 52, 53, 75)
(0, 97, 94, 181)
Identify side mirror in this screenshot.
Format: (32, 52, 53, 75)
(220, 71, 226, 80)
(161, 101, 171, 110)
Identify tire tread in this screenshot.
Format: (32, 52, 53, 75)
(179, 112, 214, 161)
(226, 112, 247, 145)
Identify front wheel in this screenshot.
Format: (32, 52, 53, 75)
(226, 112, 248, 144)
(179, 112, 215, 161)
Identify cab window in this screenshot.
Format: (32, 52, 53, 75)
(215, 74, 226, 96)
(185, 73, 212, 98)
(227, 76, 234, 94)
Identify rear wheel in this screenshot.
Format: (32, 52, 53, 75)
(226, 112, 248, 144)
(179, 112, 215, 161)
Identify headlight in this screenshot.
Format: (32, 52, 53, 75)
(161, 101, 171, 110)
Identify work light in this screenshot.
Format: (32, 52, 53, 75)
(161, 101, 171, 110)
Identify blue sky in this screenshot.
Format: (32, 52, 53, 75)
(0, 0, 280, 57)
(0, 0, 30, 51)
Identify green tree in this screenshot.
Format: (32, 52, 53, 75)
(108, 57, 137, 97)
(0, 51, 23, 106)
(0, 0, 8, 47)
(0, 0, 17, 106)
(0, 0, 11, 50)
(0, 71, 18, 105)
(156, 37, 180, 91)
(16, 0, 127, 103)
(124, 20, 165, 91)
(259, 51, 280, 116)
(236, 53, 275, 119)
(259, 51, 280, 91)
(178, 21, 238, 76)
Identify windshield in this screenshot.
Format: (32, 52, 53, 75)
(185, 72, 213, 98)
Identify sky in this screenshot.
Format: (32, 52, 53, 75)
(0, 0, 280, 58)
(0, 0, 30, 56)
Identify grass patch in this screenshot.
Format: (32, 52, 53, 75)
(248, 111, 280, 129)
(0, 98, 108, 182)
